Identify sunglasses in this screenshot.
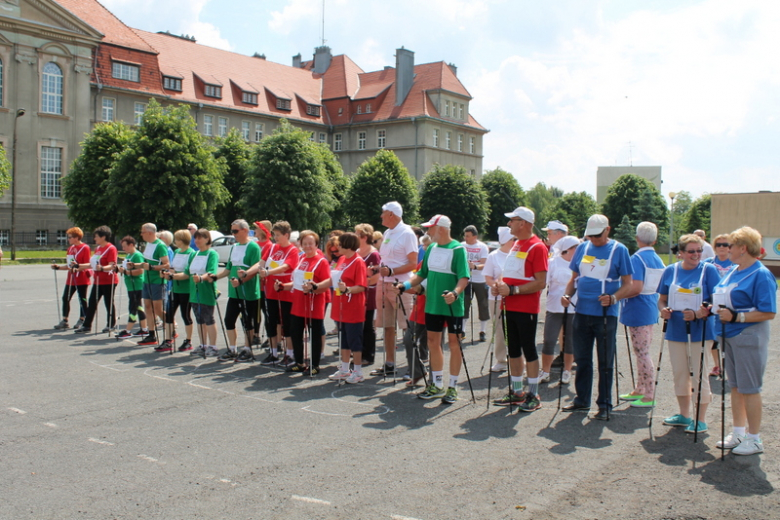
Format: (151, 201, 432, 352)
(684, 249, 703, 254)
(230, 229, 240, 234)
(715, 243, 729, 247)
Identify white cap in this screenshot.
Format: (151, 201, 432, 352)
(421, 214, 452, 229)
(556, 235, 581, 252)
(504, 206, 535, 223)
(382, 201, 403, 218)
(584, 214, 609, 236)
(542, 220, 568, 233)
(497, 226, 513, 244)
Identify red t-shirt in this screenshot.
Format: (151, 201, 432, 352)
(92, 244, 119, 285)
(262, 243, 299, 302)
(330, 254, 367, 324)
(66, 243, 92, 286)
(291, 253, 331, 320)
(413, 293, 426, 325)
(502, 235, 548, 314)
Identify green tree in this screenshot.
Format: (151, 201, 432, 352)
(480, 167, 526, 239)
(633, 186, 670, 242)
(212, 128, 251, 231)
(345, 149, 419, 230)
(670, 190, 692, 243)
(317, 143, 351, 231)
(63, 121, 133, 232)
(108, 100, 228, 237)
(419, 164, 488, 240)
(682, 193, 711, 237)
(526, 182, 563, 222)
(242, 119, 336, 233)
(0, 145, 12, 198)
(614, 214, 637, 254)
(601, 174, 667, 238)
(543, 191, 600, 238)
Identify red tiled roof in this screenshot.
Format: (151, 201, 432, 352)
(320, 54, 364, 100)
(55, 0, 157, 54)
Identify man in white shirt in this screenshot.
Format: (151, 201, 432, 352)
(542, 220, 569, 257)
(462, 225, 490, 342)
(694, 230, 715, 260)
(372, 201, 419, 377)
(483, 226, 514, 372)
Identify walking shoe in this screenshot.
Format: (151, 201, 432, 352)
(561, 370, 572, 384)
(732, 438, 763, 456)
(138, 334, 157, 346)
(402, 374, 411, 381)
(493, 391, 526, 407)
(155, 340, 173, 353)
(490, 362, 507, 373)
(684, 421, 708, 434)
(630, 399, 656, 408)
(204, 347, 219, 358)
(418, 384, 446, 400)
(102, 326, 113, 334)
(54, 319, 69, 330)
(74, 326, 91, 334)
(479, 331, 486, 342)
(619, 393, 643, 401)
(286, 364, 307, 373)
(192, 345, 206, 357)
(260, 354, 280, 365)
(218, 349, 238, 362)
(328, 369, 351, 381)
(116, 330, 133, 339)
(133, 329, 149, 337)
(405, 376, 425, 387)
(663, 414, 692, 427)
(345, 372, 364, 384)
(709, 366, 721, 377)
(370, 364, 396, 377)
(717, 432, 746, 450)
(74, 318, 85, 329)
(518, 393, 542, 412)
(594, 408, 610, 421)
(280, 355, 297, 367)
(302, 367, 320, 376)
(178, 339, 193, 352)
(236, 349, 254, 362)
(562, 402, 590, 412)
(441, 387, 459, 404)
(539, 371, 551, 384)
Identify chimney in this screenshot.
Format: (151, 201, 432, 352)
(448, 62, 457, 76)
(253, 52, 266, 60)
(395, 47, 414, 106)
(292, 53, 302, 68)
(313, 45, 332, 74)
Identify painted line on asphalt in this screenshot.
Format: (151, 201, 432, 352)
(137, 454, 165, 464)
(8, 407, 26, 414)
(391, 515, 424, 520)
(88, 438, 115, 446)
(291, 495, 331, 505)
(43, 422, 57, 428)
(89, 360, 129, 372)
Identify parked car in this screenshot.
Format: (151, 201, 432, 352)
(212, 235, 235, 265)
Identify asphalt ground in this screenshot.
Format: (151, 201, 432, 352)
(2, 265, 779, 520)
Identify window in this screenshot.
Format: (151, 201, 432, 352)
(356, 105, 362, 114)
(205, 84, 222, 98)
(42, 62, 63, 115)
(242, 92, 258, 105)
(255, 122, 264, 141)
(163, 76, 182, 91)
(0, 58, 3, 107)
(377, 129, 386, 149)
(358, 131, 366, 150)
(460, 104, 465, 120)
(218, 117, 228, 137)
(204, 115, 213, 136)
(40, 147, 62, 199)
(134, 102, 146, 125)
(242, 121, 250, 141)
(112, 62, 139, 82)
(457, 134, 463, 152)
(319, 132, 326, 144)
(366, 104, 371, 113)
(433, 129, 439, 147)
(444, 100, 450, 117)
(309, 132, 315, 142)
(36, 230, 49, 246)
(0, 230, 9, 246)
(470, 136, 475, 154)
(306, 104, 321, 116)
(101, 98, 115, 122)
(334, 133, 342, 151)
(446, 132, 451, 150)
(276, 98, 291, 110)
(56, 230, 68, 246)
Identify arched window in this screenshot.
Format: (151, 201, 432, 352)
(42, 62, 63, 114)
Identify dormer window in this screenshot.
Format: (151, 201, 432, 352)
(163, 76, 182, 91)
(366, 104, 371, 113)
(356, 105, 362, 114)
(276, 98, 291, 110)
(306, 104, 321, 116)
(242, 92, 258, 105)
(205, 84, 222, 98)
(112, 61, 139, 82)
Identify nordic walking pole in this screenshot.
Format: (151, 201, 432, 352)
(107, 268, 117, 337)
(53, 265, 61, 321)
(600, 295, 611, 420)
(214, 288, 229, 351)
(481, 298, 499, 374)
(559, 305, 569, 410)
(624, 324, 636, 390)
(194, 281, 206, 359)
(444, 290, 475, 403)
(694, 310, 708, 443)
(501, 297, 513, 413)
(718, 305, 728, 461)
(469, 282, 475, 346)
(648, 319, 668, 437)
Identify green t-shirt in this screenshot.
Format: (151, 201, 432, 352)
(418, 239, 470, 317)
(122, 250, 146, 292)
(170, 247, 196, 294)
(226, 240, 261, 300)
(187, 249, 219, 306)
(142, 239, 169, 285)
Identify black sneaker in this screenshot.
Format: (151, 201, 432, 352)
(479, 331, 486, 342)
(155, 340, 173, 353)
(218, 349, 238, 362)
(74, 326, 91, 334)
(260, 353, 280, 365)
(54, 319, 69, 330)
(178, 339, 193, 352)
(138, 334, 157, 346)
(302, 367, 320, 376)
(236, 349, 254, 362)
(286, 364, 307, 373)
(116, 330, 133, 339)
(133, 328, 149, 337)
(370, 364, 396, 376)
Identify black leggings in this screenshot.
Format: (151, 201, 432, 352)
(165, 292, 192, 325)
(362, 309, 376, 363)
(83, 284, 117, 329)
(290, 315, 323, 368)
(62, 284, 88, 320)
(127, 289, 146, 323)
(505, 311, 539, 362)
(224, 297, 258, 331)
(265, 299, 292, 338)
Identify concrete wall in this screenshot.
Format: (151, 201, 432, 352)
(711, 192, 780, 271)
(596, 166, 662, 203)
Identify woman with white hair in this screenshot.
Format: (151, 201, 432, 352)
(619, 222, 665, 407)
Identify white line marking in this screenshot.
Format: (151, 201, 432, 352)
(8, 407, 26, 414)
(43, 422, 57, 428)
(189, 382, 212, 390)
(88, 438, 115, 446)
(138, 454, 164, 464)
(151, 375, 176, 382)
(391, 515, 423, 520)
(88, 360, 129, 372)
(291, 495, 331, 506)
(241, 394, 278, 404)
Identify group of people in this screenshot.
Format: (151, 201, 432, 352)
(49, 203, 777, 455)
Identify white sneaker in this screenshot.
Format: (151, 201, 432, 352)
(539, 371, 550, 383)
(328, 369, 351, 381)
(732, 437, 763, 456)
(561, 370, 571, 384)
(716, 432, 745, 450)
(345, 372, 364, 384)
(205, 346, 219, 357)
(491, 362, 507, 372)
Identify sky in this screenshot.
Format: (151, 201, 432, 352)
(99, 0, 780, 204)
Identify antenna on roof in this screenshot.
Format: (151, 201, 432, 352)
(321, 0, 326, 46)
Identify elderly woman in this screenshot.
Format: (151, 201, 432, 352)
(619, 222, 665, 407)
(704, 234, 734, 376)
(74, 226, 119, 334)
(658, 234, 721, 433)
(714, 227, 777, 455)
(356, 223, 381, 366)
(52, 227, 92, 330)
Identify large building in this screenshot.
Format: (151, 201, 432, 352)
(596, 165, 662, 204)
(0, 0, 487, 246)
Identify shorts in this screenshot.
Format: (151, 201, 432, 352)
(375, 282, 411, 330)
(142, 283, 164, 301)
(191, 303, 215, 326)
(425, 313, 464, 335)
(721, 321, 770, 394)
(504, 311, 538, 362)
(225, 297, 259, 331)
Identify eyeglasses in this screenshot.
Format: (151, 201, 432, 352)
(715, 243, 729, 248)
(684, 249, 703, 254)
(230, 229, 240, 234)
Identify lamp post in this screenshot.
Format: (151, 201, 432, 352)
(668, 191, 676, 265)
(10, 108, 26, 261)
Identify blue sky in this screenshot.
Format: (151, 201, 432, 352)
(101, 0, 780, 203)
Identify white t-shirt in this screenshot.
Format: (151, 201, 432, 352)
(546, 254, 575, 313)
(379, 222, 418, 283)
(461, 240, 489, 283)
(701, 242, 715, 260)
(483, 248, 509, 301)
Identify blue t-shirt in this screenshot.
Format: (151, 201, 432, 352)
(703, 256, 733, 278)
(620, 247, 664, 327)
(569, 239, 633, 317)
(716, 262, 777, 338)
(658, 261, 720, 342)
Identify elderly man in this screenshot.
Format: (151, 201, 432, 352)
(694, 229, 715, 260)
(462, 225, 490, 342)
(395, 215, 470, 403)
(128, 223, 170, 346)
(372, 201, 419, 378)
(542, 220, 569, 257)
(188, 223, 199, 251)
(561, 214, 633, 420)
